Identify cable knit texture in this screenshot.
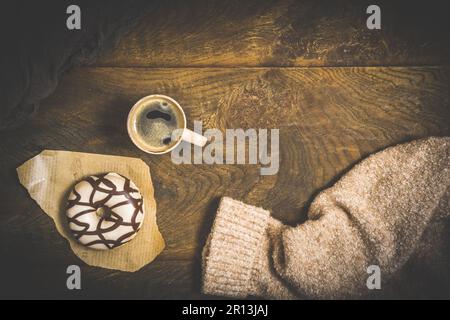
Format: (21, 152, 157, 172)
(202, 137, 450, 299)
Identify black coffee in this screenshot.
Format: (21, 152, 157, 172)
(133, 97, 184, 152)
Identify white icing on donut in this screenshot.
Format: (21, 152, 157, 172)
(66, 172, 145, 250)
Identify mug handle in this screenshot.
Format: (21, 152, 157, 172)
(181, 128, 208, 147)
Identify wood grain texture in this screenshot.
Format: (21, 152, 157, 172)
(94, 0, 450, 67)
(0, 66, 449, 298)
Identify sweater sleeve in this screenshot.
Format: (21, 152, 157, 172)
(202, 137, 450, 299)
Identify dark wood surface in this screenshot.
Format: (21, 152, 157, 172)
(95, 0, 450, 67)
(1, 0, 450, 299)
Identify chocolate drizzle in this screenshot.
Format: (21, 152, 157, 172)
(66, 173, 144, 250)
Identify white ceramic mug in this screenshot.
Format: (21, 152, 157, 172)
(127, 94, 207, 155)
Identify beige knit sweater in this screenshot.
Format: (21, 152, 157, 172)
(202, 137, 450, 299)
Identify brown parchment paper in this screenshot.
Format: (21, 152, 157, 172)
(17, 150, 165, 272)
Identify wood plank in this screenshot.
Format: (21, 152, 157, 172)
(0, 66, 449, 298)
(94, 0, 450, 67)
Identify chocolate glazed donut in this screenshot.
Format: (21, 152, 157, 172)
(66, 172, 145, 250)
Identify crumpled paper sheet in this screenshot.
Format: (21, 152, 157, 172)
(17, 150, 165, 272)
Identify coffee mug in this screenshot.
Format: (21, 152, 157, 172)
(127, 94, 207, 154)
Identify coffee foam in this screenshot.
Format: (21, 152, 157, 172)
(129, 97, 185, 153)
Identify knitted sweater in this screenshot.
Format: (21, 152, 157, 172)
(202, 137, 450, 299)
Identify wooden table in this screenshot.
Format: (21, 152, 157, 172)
(1, 0, 449, 299)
